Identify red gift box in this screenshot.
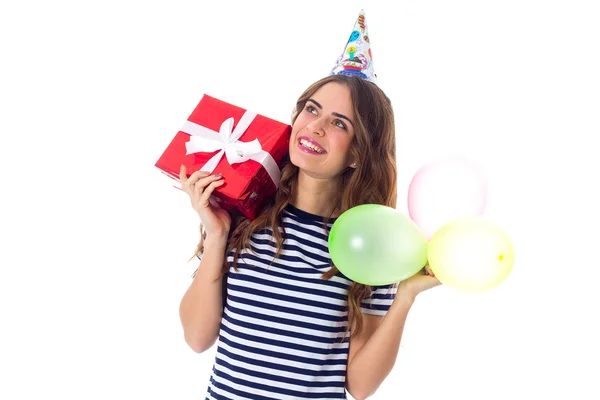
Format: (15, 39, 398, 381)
(155, 95, 291, 220)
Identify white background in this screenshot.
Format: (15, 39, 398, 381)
(1, 0, 599, 399)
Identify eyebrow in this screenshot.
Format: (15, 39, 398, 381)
(307, 98, 354, 127)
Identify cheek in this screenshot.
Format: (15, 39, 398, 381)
(292, 114, 309, 134)
(290, 116, 309, 146)
(289, 125, 302, 152)
(330, 135, 353, 157)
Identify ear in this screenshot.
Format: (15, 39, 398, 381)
(349, 161, 358, 169)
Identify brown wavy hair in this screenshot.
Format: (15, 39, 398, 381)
(193, 74, 397, 340)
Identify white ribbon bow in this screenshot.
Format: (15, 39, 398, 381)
(181, 111, 281, 186)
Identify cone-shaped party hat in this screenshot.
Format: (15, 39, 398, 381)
(330, 10, 377, 84)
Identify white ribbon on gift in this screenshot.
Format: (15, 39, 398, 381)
(181, 111, 281, 186)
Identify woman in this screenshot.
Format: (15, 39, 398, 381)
(178, 73, 441, 400)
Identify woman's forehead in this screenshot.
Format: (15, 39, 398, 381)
(311, 83, 353, 116)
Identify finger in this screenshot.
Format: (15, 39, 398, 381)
(183, 170, 211, 193)
(208, 195, 222, 209)
(424, 264, 435, 276)
(179, 165, 194, 194)
(199, 179, 225, 205)
(194, 174, 224, 197)
(187, 169, 211, 185)
(179, 164, 187, 184)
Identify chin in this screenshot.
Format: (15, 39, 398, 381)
(289, 151, 306, 170)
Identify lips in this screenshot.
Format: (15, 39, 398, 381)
(298, 136, 327, 153)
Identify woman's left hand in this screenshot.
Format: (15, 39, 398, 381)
(398, 265, 442, 300)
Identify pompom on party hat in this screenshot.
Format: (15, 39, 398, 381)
(330, 9, 377, 84)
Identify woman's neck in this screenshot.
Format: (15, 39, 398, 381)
(290, 170, 342, 217)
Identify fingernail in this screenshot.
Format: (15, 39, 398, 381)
(215, 173, 222, 178)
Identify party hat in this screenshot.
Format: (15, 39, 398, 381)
(330, 10, 377, 84)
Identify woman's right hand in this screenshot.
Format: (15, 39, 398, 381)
(179, 165, 232, 240)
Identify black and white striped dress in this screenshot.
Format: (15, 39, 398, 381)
(204, 204, 396, 400)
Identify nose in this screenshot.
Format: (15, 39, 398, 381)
(307, 117, 326, 136)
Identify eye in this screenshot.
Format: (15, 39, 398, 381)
(305, 105, 318, 115)
(333, 119, 348, 130)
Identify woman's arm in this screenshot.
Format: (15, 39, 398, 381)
(345, 292, 415, 400)
(179, 235, 227, 353)
(346, 269, 441, 399)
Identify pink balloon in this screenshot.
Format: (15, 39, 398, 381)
(408, 157, 487, 238)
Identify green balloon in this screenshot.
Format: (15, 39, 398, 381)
(328, 204, 428, 285)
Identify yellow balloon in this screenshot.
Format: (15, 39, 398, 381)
(428, 217, 514, 292)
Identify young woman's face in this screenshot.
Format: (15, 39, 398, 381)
(289, 82, 356, 179)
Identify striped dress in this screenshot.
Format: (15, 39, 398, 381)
(204, 204, 397, 400)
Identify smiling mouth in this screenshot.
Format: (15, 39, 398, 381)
(299, 137, 326, 154)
